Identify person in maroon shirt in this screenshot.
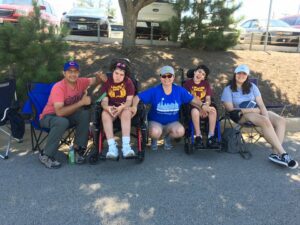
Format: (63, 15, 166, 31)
(100, 61, 136, 159)
(183, 65, 219, 149)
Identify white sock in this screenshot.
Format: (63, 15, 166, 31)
(208, 133, 214, 138)
(107, 138, 116, 147)
(122, 136, 130, 147)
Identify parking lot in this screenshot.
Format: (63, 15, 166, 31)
(1, 125, 299, 225)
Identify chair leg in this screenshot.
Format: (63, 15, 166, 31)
(0, 129, 11, 159)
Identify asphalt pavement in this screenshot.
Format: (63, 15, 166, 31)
(0, 129, 299, 225)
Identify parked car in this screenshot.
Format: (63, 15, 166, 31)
(0, 0, 59, 27)
(238, 19, 300, 46)
(61, 7, 110, 37)
(280, 14, 300, 29)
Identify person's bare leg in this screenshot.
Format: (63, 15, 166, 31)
(102, 110, 114, 139)
(208, 108, 217, 135)
(240, 113, 286, 155)
(268, 111, 286, 144)
(120, 108, 132, 137)
(149, 121, 163, 139)
(191, 108, 201, 136)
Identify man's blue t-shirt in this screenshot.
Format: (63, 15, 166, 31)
(138, 84, 194, 125)
(221, 83, 261, 108)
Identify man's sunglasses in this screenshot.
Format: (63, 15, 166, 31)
(160, 74, 173, 79)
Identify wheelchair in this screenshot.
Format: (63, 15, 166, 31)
(180, 67, 222, 154)
(86, 58, 148, 164)
(182, 103, 222, 154)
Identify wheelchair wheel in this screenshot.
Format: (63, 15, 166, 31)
(184, 136, 194, 155)
(87, 146, 99, 165)
(141, 128, 148, 149)
(136, 150, 145, 163)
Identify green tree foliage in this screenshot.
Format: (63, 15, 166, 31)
(170, 0, 241, 50)
(0, 3, 69, 101)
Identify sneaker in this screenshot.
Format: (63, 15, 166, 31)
(106, 144, 119, 159)
(74, 147, 86, 164)
(269, 153, 298, 169)
(268, 153, 281, 163)
(164, 136, 173, 150)
(75, 152, 85, 164)
(194, 136, 204, 149)
(122, 146, 135, 158)
(151, 139, 158, 151)
(281, 153, 298, 169)
(207, 136, 220, 149)
(39, 153, 61, 169)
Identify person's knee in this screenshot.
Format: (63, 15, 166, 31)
(170, 125, 185, 138)
(102, 111, 111, 122)
(276, 115, 286, 128)
(78, 109, 90, 123)
(120, 109, 132, 120)
(259, 116, 272, 127)
(149, 127, 162, 139)
(191, 108, 199, 118)
(52, 117, 69, 129)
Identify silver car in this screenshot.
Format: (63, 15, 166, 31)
(61, 7, 110, 37)
(238, 19, 300, 46)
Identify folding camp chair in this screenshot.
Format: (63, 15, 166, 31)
(0, 79, 23, 159)
(222, 77, 289, 144)
(23, 82, 75, 152)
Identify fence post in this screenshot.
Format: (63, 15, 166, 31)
(249, 32, 254, 50)
(297, 36, 300, 53)
(150, 22, 154, 46)
(97, 20, 101, 43)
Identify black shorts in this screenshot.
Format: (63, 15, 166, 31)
(229, 110, 242, 123)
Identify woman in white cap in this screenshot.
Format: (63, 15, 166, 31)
(221, 64, 298, 169)
(131, 65, 212, 151)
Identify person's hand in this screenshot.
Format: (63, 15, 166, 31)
(130, 106, 137, 117)
(95, 71, 107, 83)
(113, 103, 125, 117)
(201, 104, 211, 112)
(80, 91, 91, 106)
(105, 105, 117, 117)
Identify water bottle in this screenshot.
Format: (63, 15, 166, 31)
(68, 145, 75, 164)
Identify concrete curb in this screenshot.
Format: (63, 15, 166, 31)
(64, 35, 180, 47)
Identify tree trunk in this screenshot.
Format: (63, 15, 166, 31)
(118, 0, 156, 51)
(122, 11, 138, 51)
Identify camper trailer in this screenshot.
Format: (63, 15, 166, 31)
(137, 0, 176, 40)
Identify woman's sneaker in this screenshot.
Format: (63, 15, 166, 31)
(164, 136, 173, 150)
(106, 144, 119, 159)
(122, 146, 135, 158)
(39, 153, 61, 169)
(269, 153, 298, 169)
(151, 139, 158, 151)
(281, 153, 298, 169)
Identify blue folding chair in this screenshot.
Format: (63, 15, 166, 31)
(23, 82, 74, 152)
(0, 79, 23, 159)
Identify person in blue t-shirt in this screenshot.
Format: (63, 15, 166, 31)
(221, 64, 298, 169)
(131, 65, 212, 151)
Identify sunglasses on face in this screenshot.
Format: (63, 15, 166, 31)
(160, 74, 173, 79)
